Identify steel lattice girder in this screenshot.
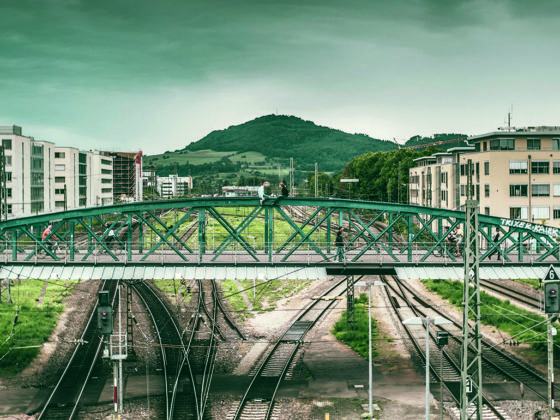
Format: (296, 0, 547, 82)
(0, 197, 559, 263)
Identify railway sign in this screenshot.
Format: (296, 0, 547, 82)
(542, 265, 559, 286)
(465, 376, 473, 394)
(340, 178, 359, 183)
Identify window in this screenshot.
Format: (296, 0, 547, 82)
(532, 206, 549, 220)
(509, 160, 527, 174)
(532, 184, 550, 197)
(55, 164, 65, 171)
(490, 138, 515, 150)
(555, 184, 560, 197)
(55, 201, 65, 208)
(483, 142, 487, 151)
(2, 139, 12, 150)
(101, 158, 112, 165)
(6, 172, 11, 181)
(485, 207, 490, 215)
(554, 208, 560, 219)
(484, 184, 490, 197)
(7, 188, 11, 198)
(5, 156, 11, 166)
(510, 207, 528, 219)
(484, 161, 489, 175)
(553, 161, 560, 174)
(532, 160, 549, 174)
(460, 185, 466, 197)
(101, 168, 112, 175)
(510, 184, 528, 197)
(55, 176, 65, 183)
(554, 139, 560, 151)
(101, 178, 111, 184)
(54, 152, 65, 158)
(55, 188, 65, 194)
(101, 188, 112, 193)
(474, 143, 480, 152)
(527, 138, 541, 150)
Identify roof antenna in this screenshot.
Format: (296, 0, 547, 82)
(507, 105, 513, 130)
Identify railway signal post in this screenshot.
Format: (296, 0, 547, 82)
(543, 265, 560, 420)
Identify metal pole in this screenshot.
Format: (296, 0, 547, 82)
(315, 162, 318, 198)
(548, 314, 554, 418)
(425, 319, 430, 420)
(113, 360, 118, 420)
(440, 344, 444, 420)
(368, 282, 373, 418)
(118, 285, 123, 415)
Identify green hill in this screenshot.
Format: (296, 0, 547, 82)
(145, 114, 397, 177)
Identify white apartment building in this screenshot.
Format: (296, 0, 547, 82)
(0, 125, 55, 218)
(157, 175, 192, 198)
(409, 126, 560, 228)
(54, 148, 114, 210)
(91, 152, 113, 206)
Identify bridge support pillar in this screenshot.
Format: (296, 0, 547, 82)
(460, 159, 483, 419)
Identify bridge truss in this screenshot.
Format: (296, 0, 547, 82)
(0, 197, 558, 265)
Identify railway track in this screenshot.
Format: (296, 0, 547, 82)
(131, 281, 199, 420)
(383, 274, 560, 417)
(479, 278, 541, 310)
(37, 279, 120, 420)
(381, 275, 510, 419)
(227, 277, 348, 420)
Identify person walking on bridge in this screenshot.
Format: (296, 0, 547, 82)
(334, 228, 345, 262)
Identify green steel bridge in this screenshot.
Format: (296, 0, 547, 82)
(0, 197, 558, 273)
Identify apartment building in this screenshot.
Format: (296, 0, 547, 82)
(157, 175, 192, 198)
(409, 127, 560, 228)
(0, 125, 55, 218)
(54, 148, 114, 210)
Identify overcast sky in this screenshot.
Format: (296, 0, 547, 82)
(1, 0, 559, 154)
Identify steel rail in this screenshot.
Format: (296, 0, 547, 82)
(479, 278, 540, 310)
(131, 281, 199, 420)
(232, 277, 348, 420)
(384, 276, 507, 420)
(388, 275, 550, 401)
(38, 279, 120, 420)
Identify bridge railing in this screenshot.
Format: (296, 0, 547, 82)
(0, 239, 548, 265)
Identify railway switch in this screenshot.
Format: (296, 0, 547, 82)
(544, 282, 560, 314)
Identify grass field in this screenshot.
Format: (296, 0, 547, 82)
(145, 149, 270, 168)
(331, 293, 378, 359)
(0, 278, 80, 377)
(422, 279, 557, 358)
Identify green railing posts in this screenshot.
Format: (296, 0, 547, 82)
(138, 213, 143, 254)
(76, 218, 118, 261)
(69, 220, 75, 261)
(87, 217, 93, 253)
(127, 214, 132, 261)
(326, 214, 331, 254)
(199, 208, 206, 259)
(407, 214, 413, 262)
(388, 212, 393, 250)
(265, 207, 274, 262)
(12, 229, 18, 261)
